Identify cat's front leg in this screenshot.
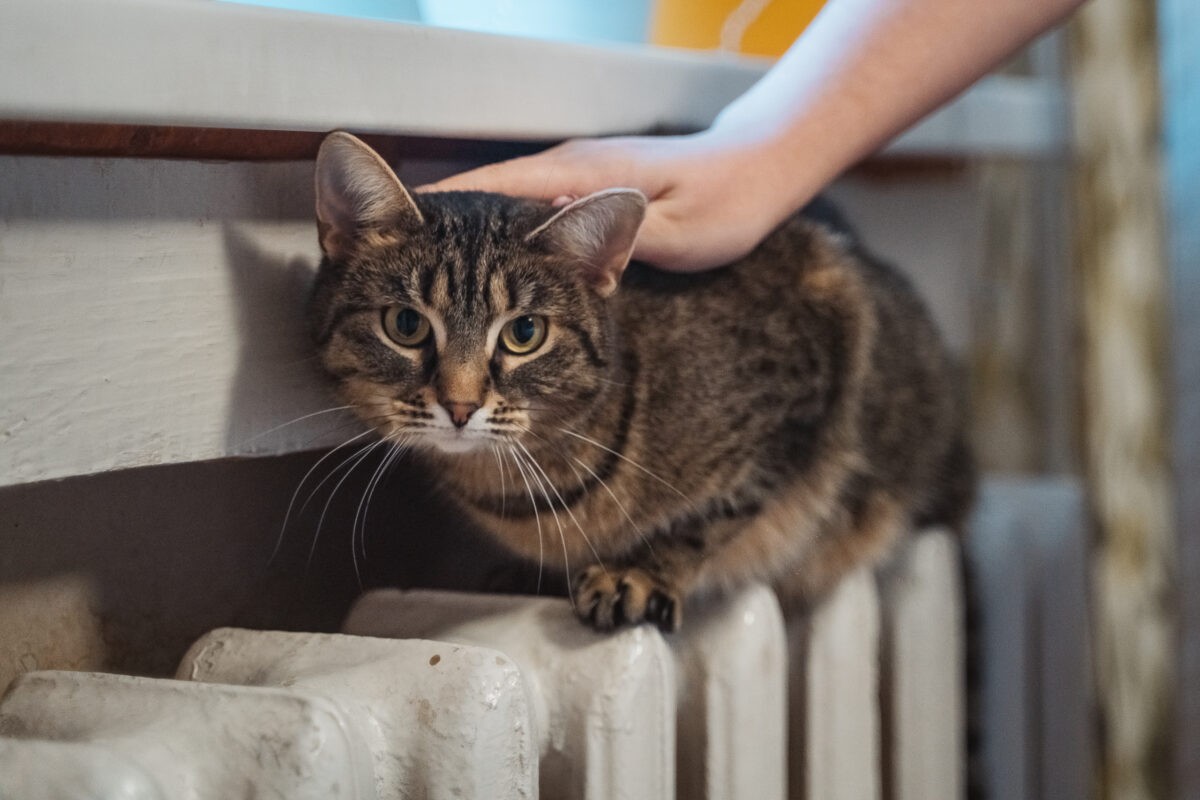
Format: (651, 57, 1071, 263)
(573, 564, 682, 633)
(569, 513, 740, 633)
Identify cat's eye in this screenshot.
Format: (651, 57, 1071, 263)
(382, 306, 431, 347)
(500, 315, 548, 355)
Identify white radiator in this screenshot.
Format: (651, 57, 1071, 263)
(0, 529, 975, 800)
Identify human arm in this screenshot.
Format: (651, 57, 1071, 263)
(423, 0, 1088, 271)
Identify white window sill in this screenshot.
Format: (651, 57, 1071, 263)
(2, 0, 1065, 158)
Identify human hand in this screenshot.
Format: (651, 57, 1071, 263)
(419, 132, 791, 272)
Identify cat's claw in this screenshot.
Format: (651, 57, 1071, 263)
(574, 565, 682, 633)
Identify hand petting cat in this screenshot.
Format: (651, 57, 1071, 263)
(422, 132, 783, 273)
(421, 0, 1086, 273)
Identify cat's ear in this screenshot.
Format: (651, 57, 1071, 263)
(526, 189, 647, 297)
(314, 131, 424, 260)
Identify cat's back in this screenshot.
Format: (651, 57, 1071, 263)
(618, 199, 950, 386)
(614, 204, 910, 378)
(609, 207, 878, 463)
(616, 199, 892, 322)
(612, 203, 966, 522)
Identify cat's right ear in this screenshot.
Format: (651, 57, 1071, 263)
(315, 131, 424, 261)
(526, 189, 647, 297)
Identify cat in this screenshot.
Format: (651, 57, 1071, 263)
(309, 131, 974, 633)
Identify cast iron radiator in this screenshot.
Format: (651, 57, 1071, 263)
(0, 532, 965, 799)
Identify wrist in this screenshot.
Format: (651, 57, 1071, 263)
(691, 121, 820, 234)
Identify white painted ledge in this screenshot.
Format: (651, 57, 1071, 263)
(0, 159, 331, 487)
(0, 0, 1064, 156)
(0, 0, 761, 141)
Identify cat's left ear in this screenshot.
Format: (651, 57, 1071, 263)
(526, 189, 647, 297)
(315, 131, 424, 261)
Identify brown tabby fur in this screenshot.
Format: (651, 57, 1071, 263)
(310, 132, 973, 632)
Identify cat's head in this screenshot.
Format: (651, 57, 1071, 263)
(309, 132, 646, 455)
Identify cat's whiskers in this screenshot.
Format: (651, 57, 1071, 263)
(237, 405, 357, 449)
(350, 434, 400, 561)
(508, 421, 658, 568)
(296, 435, 387, 522)
(570, 455, 661, 567)
(557, 452, 650, 565)
(494, 402, 552, 416)
(510, 447, 567, 575)
(271, 428, 377, 565)
(504, 444, 547, 597)
(486, 426, 527, 442)
(294, 415, 390, 451)
(367, 437, 414, 566)
(309, 439, 389, 570)
(557, 452, 588, 494)
(515, 441, 607, 572)
(558, 427, 700, 513)
(479, 431, 523, 443)
(502, 424, 612, 548)
(351, 433, 412, 584)
(500, 446, 517, 509)
(490, 445, 508, 520)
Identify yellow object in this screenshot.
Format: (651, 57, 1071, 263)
(651, 0, 825, 58)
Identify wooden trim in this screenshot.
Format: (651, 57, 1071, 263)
(0, 122, 545, 163)
(0, 122, 973, 184)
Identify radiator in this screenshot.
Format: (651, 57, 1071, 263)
(0, 531, 965, 800)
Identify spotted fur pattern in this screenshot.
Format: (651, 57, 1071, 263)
(311, 133, 973, 632)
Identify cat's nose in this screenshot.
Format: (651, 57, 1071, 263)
(441, 401, 480, 429)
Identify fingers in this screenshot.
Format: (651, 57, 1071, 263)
(413, 133, 763, 273)
(417, 154, 573, 198)
(418, 136, 656, 201)
(633, 199, 765, 273)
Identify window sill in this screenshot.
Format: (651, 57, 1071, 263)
(2, 0, 1065, 158)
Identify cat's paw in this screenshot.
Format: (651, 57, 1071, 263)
(574, 565, 682, 633)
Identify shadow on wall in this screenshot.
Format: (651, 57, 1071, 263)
(220, 222, 333, 454)
(0, 449, 557, 696)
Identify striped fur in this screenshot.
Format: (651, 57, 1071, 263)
(311, 133, 973, 632)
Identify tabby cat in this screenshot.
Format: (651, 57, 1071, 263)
(309, 132, 973, 633)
